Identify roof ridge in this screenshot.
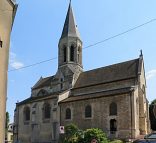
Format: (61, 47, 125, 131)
(83, 58, 139, 74)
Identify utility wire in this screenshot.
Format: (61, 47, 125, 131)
(8, 18, 156, 72)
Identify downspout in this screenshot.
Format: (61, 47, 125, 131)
(130, 91, 133, 140)
(17, 104, 19, 142)
(130, 87, 135, 140)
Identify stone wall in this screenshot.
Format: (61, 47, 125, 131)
(14, 95, 61, 143)
(60, 93, 135, 139)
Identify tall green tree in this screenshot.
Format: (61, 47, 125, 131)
(63, 124, 79, 143)
(149, 99, 156, 131)
(5, 112, 10, 140)
(5, 112, 10, 130)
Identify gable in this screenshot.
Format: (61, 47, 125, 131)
(32, 76, 54, 89)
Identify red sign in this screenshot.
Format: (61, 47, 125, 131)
(91, 139, 98, 143)
(60, 126, 64, 134)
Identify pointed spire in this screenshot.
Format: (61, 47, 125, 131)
(140, 49, 143, 58)
(60, 1, 80, 39)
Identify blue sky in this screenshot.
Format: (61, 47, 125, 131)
(8, 0, 156, 122)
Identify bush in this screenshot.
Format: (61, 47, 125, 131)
(63, 124, 79, 143)
(84, 128, 108, 143)
(149, 99, 156, 130)
(62, 124, 109, 143)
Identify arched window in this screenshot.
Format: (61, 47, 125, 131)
(110, 119, 117, 134)
(63, 46, 67, 62)
(24, 106, 30, 121)
(70, 45, 75, 62)
(85, 105, 92, 118)
(37, 89, 48, 96)
(109, 102, 117, 116)
(43, 103, 51, 119)
(65, 108, 71, 120)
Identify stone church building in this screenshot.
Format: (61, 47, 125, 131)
(14, 2, 150, 143)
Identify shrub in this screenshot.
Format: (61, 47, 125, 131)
(63, 124, 79, 143)
(84, 128, 108, 143)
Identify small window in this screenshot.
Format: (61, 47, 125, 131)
(24, 106, 30, 121)
(43, 103, 51, 119)
(85, 105, 92, 118)
(63, 46, 67, 62)
(110, 102, 117, 116)
(70, 45, 75, 61)
(65, 108, 71, 120)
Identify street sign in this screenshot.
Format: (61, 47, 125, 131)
(60, 126, 65, 134)
(91, 139, 98, 143)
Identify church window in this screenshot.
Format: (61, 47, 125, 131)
(24, 106, 30, 121)
(63, 46, 67, 62)
(43, 103, 51, 119)
(37, 89, 48, 96)
(85, 105, 92, 118)
(109, 102, 117, 116)
(65, 108, 71, 120)
(70, 45, 75, 62)
(110, 119, 117, 134)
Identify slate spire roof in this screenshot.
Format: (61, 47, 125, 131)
(60, 1, 81, 39)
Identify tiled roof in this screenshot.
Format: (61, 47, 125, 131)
(17, 92, 58, 106)
(74, 58, 140, 89)
(59, 87, 133, 103)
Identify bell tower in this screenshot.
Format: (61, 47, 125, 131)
(58, 1, 83, 73)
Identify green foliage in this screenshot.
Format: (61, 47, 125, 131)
(149, 99, 156, 130)
(63, 124, 80, 143)
(5, 112, 9, 129)
(62, 124, 111, 143)
(109, 140, 123, 143)
(5, 112, 10, 138)
(84, 128, 108, 143)
(151, 99, 156, 105)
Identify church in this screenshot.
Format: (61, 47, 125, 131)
(13, 2, 150, 143)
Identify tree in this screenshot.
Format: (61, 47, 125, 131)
(84, 128, 108, 143)
(5, 112, 10, 141)
(149, 99, 156, 131)
(5, 112, 9, 130)
(62, 124, 108, 143)
(63, 124, 79, 143)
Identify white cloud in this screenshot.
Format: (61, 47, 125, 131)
(9, 52, 24, 69)
(146, 69, 156, 80)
